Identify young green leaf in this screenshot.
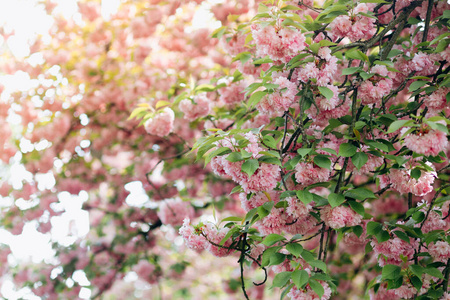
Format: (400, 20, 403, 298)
(241, 159, 259, 177)
(262, 233, 286, 246)
(381, 264, 401, 280)
(328, 192, 345, 207)
(296, 190, 314, 205)
(272, 272, 292, 288)
(286, 243, 304, 257)
(318, 86, 334, 100)
(352, 152, 368, 170)
(339, 143, 358, 157)
(291, 270, 309, 288)
(314, 155, 332, 169)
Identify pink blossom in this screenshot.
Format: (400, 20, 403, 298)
(320, 205, 362, 229)
(329, 4, 376, 42)
(179, 94, 211, 121)
(240, 162, 281, 193)
(179, 218, 207, 251)
(77, 2, 101, 22)
(257, 76, 298, 115)
(251, 24, 306, 63)
(411, 52, 435, 75)
(219, 80, 246, 106)
(306, 97, 350, 128)
(157, 198, 195, 226)
(203, 223, 233, 257)
(256, 207, 289, 235)
(372, 195, 408, 216)
(297, 62, 319, 83)
(287, 279, 332, 300)
(295, 162, 330, 186)
(316, 84, 339, 110)
(212, 137, 281, 193)
(133, 260, 159, 284)
(349, 147, 384, 175)
(393, 285, 416, 299)
(359, 66, 393, 105)
(403, 128, 448, 156)
(144, 107, 175, 137)
(239, 191, 279, 212)
(424, 88, 450, 112)
(285, 214, 319, 236)
(371, 237, 416, 266)
(389, 164, 436, 196)
(286, 196, 312, 219)
(421, 209, 448, 233)
(429, 241, 450, 262)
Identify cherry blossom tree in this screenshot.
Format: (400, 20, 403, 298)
(1, 0, 450, 299)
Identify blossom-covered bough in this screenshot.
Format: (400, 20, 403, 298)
(0, 0, 449, 299)
(172, 0, 450, 299)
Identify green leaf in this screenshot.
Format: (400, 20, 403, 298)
(359, 71, 373, 81)
(297, 148, 312, 157)
(269, 253, 287, 266)
(296, 190, 314, 205)
(339, 143, 357, 157)
(258, 156, 282, 166)
(320, 148, 338, 156)
(367, 221, 382, 236)
(410, 276, 422, 291)
(226, 152, 243, 162)
(382, 264, 401, 280)
(342, 67, 362, 75)
(195, 84, 216, 92)
(387, 120, 413, 133)
(286, 243, 303, 257)
(393, 231, 410, 243)
(308, 279, 324, 299)
(291, 270, 309, 288)
(253, 56, 273, 65)
(353, 225, 363, 237)
(387, 49, 404, 58)
(309, 260, 327, 272)
(205, 147, 232, 164)
(262, 233, 286, 246)
(230, 185, 243, 195)
(263, 135, 278, 149)
(232, 52, 252, 64)
(412, 211, 425, 223)
(318, 86, 334, 100)
(352, 152, 368, 170)
(408, 81, 428, 92)
(328, 193, 345, 208)
(346, 48, 369, 62)
(344, 188, 376, 200)
(241, 159, 259, 177)
(211, 26, 227, 38)
(301, 250, 315, 262)
(411, 168, 422, 180)
(313, 155, 331, 170)
(219, 227, 237, 245)
(424, 267, 443, 279)
(257, 201, 274, 219)
(280, 284, 294, 300)
(261, 246, 281, 267)
(220, 216, 243, 223)
(248, 91, 267, 107)
(272, 271, 292, 288)
(376, 230, 390, 243)
(409, 265, 424, 278)
(348, 200, 365, 216)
